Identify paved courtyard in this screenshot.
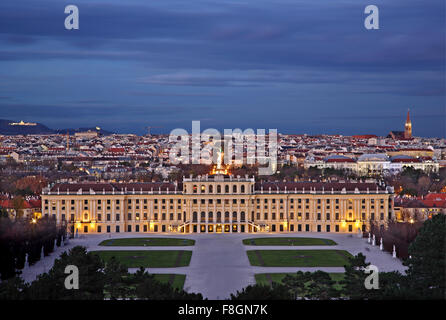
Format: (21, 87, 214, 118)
(19, 232, 407, 299)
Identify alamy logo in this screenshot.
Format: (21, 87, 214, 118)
(64, 265, 79, 289)
(168, 121, 278, 175)
(64, 5, 79, 30)
(364, 5, 379, 30)
(364, 265, 379, 289)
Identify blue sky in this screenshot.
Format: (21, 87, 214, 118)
(0, 0, 444, 137)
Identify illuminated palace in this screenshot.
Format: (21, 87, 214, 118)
(41, 157, 395, 235)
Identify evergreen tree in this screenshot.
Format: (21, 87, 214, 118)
(27, 246, 105, 300)
(340, 253, 370, 299)
(282, 271, 311, 299)
(404, 214, 445, 299)
(306, 271, 339, 300)
(230, 283, 293, 300)
(103, 256, 130, 300)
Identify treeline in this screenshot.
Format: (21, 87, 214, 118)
(369, 220, 422, 259)
(389, 167, 446, 196)
(0, 212, 66, 280)
(0, 246, 202, 300)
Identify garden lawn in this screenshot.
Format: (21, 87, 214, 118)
(247, 250, 351, 267)
(91, 250, 192, 268)
(243, 237, 336, 246)
(99, 238, 195, 246)
(153, 274, 186, 290)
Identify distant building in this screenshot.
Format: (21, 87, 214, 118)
(404, 109, 412, 139)
(75, 130, 99, 139)
(8, 120, 37, 126)
(387, 109, 413, 140)
(394, 193, 446, 222)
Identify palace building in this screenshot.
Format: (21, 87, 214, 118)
(41, 173, 395, 236)
(41, 150, 394, 235)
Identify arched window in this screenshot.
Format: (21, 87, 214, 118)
(217, 211, 221, 222)
(240, 212, 246, 222)
(232, 212, 238, 221)
(225, 185, 229, 193)
(208, 212, 213, 219)
(217, 185, 221, 193)
(209, 185, 213, 193)
(201, 185, 205, 193)
(233, 185, 237, 193)
(241, 185, 245, 193)
(193, 185, 197, 193)
(201, 212, 206, 221)
(193, 212, 198, 222)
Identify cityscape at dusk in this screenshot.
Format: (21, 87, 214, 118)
(0, 0, 444, 311)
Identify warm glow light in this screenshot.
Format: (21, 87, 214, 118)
(409, 218, 414, 224)
(31, 218, 37, 224)
(341, 220, 346, 227)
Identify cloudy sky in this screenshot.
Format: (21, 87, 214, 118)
(0, 0, 444, 137)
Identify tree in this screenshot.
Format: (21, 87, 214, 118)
(15, 176, 48, 195)
(230, 283, 293, 300)
(305, 271, 339, 300)
(340, 253, 370, 299)
(282, 271, 311, 299)
(103, 257, 130, 300)
(26, 246, 105, 300)
(404, 214, 445, 299)
(0, 276, 28, 300)
(282, 271, 340, 300)
(12, 196, 25, 219)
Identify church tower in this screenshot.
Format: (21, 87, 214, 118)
(404, 109, 412, 139)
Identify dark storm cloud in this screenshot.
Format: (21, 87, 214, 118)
(0, 0, 444, 136)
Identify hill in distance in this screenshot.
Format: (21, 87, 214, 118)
(0, 119, 113, 136)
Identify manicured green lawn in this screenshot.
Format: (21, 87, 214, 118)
(99, 238, 195, 246)
(255, 273, 344, 291)
(91, 250, 192, 268)
(246, 250, 352, 267)
(153, 274, 186, 290)
(243, 237, 337, 246)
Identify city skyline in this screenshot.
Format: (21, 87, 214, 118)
(0, 0, 444, 137)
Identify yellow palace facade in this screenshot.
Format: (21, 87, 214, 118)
(41, 174, 394, 235)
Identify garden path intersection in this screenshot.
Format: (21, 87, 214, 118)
(19, 233, 406, 300)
